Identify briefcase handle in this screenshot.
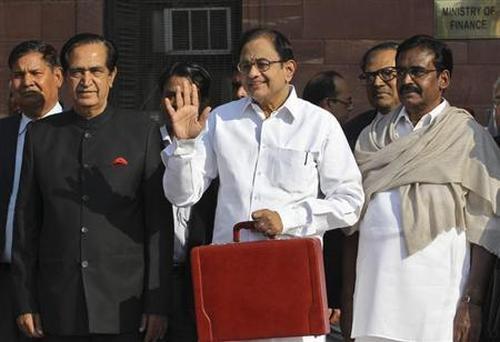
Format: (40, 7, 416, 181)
(233, 221, 256, 242)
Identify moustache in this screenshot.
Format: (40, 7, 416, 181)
(399, 84, 421, 95)
(20, 90, 42, 97)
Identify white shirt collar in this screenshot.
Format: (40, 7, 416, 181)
(397, 99, 449, 131)
(376, 105, 400, 120)
(246, 86, 299, 120)
(19, 102, 63, 135)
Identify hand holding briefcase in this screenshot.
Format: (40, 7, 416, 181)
(190, 221, 330, 341)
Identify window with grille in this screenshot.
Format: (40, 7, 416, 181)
(106, 0, 241, 113)
(164, 7, 231, 55)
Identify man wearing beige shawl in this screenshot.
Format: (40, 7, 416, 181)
(342, 35, 500, 342)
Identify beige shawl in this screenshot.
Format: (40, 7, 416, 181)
(354, 105, 500, 256)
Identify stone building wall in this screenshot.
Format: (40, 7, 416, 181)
(0, 0, 103, 117)
(1, 0, 498, 123)
(243, 0, 500, 123)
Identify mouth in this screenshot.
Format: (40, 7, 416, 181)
(247, 81, 266, 89)
(77, 91, 96, 97)
(400, 90, 419, 97)
(373, 91, 391, 98)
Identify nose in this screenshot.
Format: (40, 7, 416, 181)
(397, 72, 414, 88)
(21, 73, 35, 87)
(247, 63, 261, 78)
(399, 70, 414, 84)
(79, 71, 93, 87)
(373, 74, 385, 87)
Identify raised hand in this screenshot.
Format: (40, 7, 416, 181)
(163, 80, 211, 140)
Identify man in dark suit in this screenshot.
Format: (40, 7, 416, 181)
(0, 40, 63, 342)
(343, 41, 401, 150)
(12, 33, 173, 342)
(158, 62, 218, 341)
(302, 70, 354, 337)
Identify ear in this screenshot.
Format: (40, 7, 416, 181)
(283, 59, 297, 83)
(108, 67, 118, 88)
(438, 69, 450, 91)
(54, 66, 64, 89)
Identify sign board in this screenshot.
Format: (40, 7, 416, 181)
(435, 0, 500, 39)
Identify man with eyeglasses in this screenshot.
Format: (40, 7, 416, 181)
(301, 69, 355, 341)
(342, 35, 500, 342)
(162, 27, 364, 341)
(302, 70, 354, 126)
(340, 41, 400, 340)
(343, 42, 400, 150)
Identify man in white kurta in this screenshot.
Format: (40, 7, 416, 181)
(162, 28, 364, 341)
(346, 35, 500, 342)
(353, 101, 472, 341)
(162, 89, 363, 244)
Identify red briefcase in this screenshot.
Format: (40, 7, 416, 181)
(190, 222, 330, 341)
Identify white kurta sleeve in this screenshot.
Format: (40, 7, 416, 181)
(161, 117, 218, 208)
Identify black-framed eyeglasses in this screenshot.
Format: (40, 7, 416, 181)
(396, 67, 438, 80)
(359, 67, 397, 84)
(326, 97, 354, 111)
(237, 58, 283, 74)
